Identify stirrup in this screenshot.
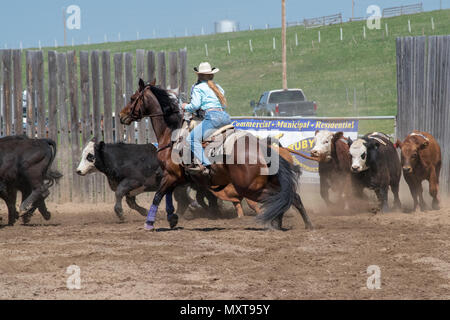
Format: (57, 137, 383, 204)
(186, 164, 210, 176)
(185, 165, 202, 173)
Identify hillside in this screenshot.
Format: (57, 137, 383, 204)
(21, 9, 450, 133)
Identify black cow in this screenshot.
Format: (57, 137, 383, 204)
(0, 136, 62, 226)
(76, 139, 218, 222)
(348, 132, 402, 212)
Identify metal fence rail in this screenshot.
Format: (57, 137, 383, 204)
(303, 13, 343, 29)
(396, 36, 450, 194)
(287, 21, 305, 28)
(383, 3, 423, 18)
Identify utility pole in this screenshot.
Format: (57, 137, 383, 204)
(281, 0, 287, 90)
(352, 0, 355, 21)
(63, 7, 67, 46)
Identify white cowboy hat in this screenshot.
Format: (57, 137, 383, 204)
(194, 62, 219, 74)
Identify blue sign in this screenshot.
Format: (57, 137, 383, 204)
(231, 119, 359, 132)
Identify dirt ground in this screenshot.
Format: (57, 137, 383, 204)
(0, 182, 449, 300)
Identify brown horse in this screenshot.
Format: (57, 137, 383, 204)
(120, 79, 313, 231)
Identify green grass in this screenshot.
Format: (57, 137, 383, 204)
(20, 9, 450, 134)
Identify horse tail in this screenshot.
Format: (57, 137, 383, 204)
(44, 139, 63, 188)
(257, 155, 301, 224)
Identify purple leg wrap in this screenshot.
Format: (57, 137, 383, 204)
(146, 204, 158, 223)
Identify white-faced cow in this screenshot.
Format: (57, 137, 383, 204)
(349, 132, 402, 213)
(395, 131, 441, 211)
(310, 130, 353, 208)
(0, 136, 62, 226)
(76, 139, 218, 223)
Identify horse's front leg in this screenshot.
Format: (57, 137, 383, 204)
(145, 177, 178, 231)
(165, 190, 178, 229)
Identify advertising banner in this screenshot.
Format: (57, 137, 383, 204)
(231, 118, 359, 183)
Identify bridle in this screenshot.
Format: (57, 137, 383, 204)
(126, 83, 183, 153)
(127, 84, 165, 121)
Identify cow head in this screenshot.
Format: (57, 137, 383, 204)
(77, 139, 101, 176)
(396, 137, 429, 174)
(310, 130, 343, 162)
(349, 138, 379, 173)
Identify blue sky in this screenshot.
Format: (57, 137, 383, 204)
(0, 0, 447, 49)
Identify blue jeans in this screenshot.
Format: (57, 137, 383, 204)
(189, 110, 231, 166)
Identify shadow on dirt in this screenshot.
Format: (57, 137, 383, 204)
(153, 226, 271, 233)
(21, 223, 61, 227)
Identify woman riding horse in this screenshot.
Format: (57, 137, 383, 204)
(182, 62, 231, 177)
(119, 76, 313, 232)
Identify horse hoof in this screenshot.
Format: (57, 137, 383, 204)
(188, 201, 201, 210)
(305, 224, 314, 230)
(432, 200, 440, 211)
(168, 214, 179, 229)
(380, 206, 390, 214)
(144, 222, 155, 231)
(22, 213, 32, 225)
(269, 220, 282, 230)
(138, 210, 147, 217)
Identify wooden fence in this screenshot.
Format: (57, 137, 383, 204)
(0, 48, 188, 203)
(383, 3, 423, 18)
(396, 36, 450, 194)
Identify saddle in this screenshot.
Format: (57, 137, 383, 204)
(184, 112, 235, 142)
(172, 113, 248, 170)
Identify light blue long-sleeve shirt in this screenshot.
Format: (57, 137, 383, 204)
(184, 81, 226, 113)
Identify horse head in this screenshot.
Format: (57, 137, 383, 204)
(120, 79, 159, 125)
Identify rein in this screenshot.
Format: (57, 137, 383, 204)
(286, 148, 320, 162)
(126, 83, 184, 154)
(157, 141, 174, 153)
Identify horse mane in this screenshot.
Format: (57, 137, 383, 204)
(149, 85, 182, 130)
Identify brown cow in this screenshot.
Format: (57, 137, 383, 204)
(396, 131, 441, 211)
(310, 130, 353, 209)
